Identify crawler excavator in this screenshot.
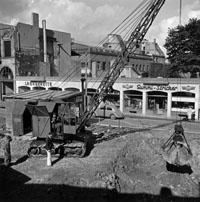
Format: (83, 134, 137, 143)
(28, 0, 192, 167)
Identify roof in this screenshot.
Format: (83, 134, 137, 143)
(4, 90, 82, 102)
(37, 102, 56, 113)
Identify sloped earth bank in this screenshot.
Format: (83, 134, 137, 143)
(0, 127, 200, 201)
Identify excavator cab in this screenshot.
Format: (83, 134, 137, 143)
(162, 124, 193, 167)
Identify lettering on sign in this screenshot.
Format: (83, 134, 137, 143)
(137, 84, 177, 91)
(25, 81, 52, 87)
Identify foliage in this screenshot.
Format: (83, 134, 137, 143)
(164, 18, 200, 77)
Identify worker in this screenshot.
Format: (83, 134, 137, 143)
(45, 132, 54, 166)
(55, 115, 62, 135)
(187, 106, 193, 121)
(3, 135, 12, 167)
(51, 113, 57, 133)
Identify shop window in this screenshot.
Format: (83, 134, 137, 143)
(172, 101, 194, 109)
(4, 41, 11, 57)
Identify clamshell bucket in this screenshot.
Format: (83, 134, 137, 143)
(162, 125, 192, 166)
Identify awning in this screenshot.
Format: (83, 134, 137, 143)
(4, 90, 82, 102)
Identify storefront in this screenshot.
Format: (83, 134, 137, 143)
(118, 79, 199, 120)
(15, 77, 200, 120)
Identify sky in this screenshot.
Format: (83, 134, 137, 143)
(0, 0, 200, 55)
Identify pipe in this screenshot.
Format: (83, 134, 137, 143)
(81, 77, 86, 114)
(42, 20, 47, 62)
(179, 0, 182, 25)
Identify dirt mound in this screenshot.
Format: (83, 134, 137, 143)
(0, 127, 200, 200)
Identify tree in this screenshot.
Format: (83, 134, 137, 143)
(164, 18, 200, 77)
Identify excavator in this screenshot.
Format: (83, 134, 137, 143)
(27, 0, 193, 167)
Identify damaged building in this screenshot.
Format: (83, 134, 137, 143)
(0, 13, 72, 98)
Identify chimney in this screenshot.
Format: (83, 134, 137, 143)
(42, 20, 47, 63)
(32, 13, 39, 27)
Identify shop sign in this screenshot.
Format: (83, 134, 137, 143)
(137, 84, 177, 91)
(122, 84, 133, 89)
(25, 81, 52, 87)
(182, 86, 195, 91)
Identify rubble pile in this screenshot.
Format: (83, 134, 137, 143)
(62, 131, 200, 197)
(0, 122, 200, 200)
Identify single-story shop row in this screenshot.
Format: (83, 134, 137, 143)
(15, 77, 200, 120)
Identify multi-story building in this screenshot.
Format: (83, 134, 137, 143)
(2, 13, 200, 120)
(0, 13, 72, 97)
(71, 39, 165, 80)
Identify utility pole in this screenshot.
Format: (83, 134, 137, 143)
(179, 0, 182, 25)
(85, 52, 88, 111)
(81, 77, 86, 114)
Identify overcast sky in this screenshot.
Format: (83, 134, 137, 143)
(0, 0, 200, 54)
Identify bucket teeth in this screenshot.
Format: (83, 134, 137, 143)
(162, 144, 192, 166)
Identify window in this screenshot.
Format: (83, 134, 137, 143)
(4, 41, 11, 57)
(102, 62, 106, 71)
(81, 62, 86, 68)
(1, 67, 13, 79)
(97, 62, 101, 71)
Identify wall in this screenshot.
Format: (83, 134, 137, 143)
(15, 23, 40, 76)
(14, 19, 72, 78)
(16, 23, 40, 50)
(71, 45, 153, 79)
(53, 31, 71, 76)
(0, 24, 15, 75)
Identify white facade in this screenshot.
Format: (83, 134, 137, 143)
(15, 77, 200, 120)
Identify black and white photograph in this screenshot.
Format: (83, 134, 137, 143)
(0, 0, 200, 201)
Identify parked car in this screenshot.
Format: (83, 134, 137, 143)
(94, 104, 124, 120)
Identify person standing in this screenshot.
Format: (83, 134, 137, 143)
(187, 106, 193, 121)
(45, 132, 54, 166)
(51, 113, 57, 134)
(3, 135, 12, 167)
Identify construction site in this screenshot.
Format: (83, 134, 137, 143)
(0, 0, 200, 201)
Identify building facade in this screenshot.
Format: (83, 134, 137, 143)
(15, 77, 200, 120)
(0, 13, 72, 98)
(2, 13, 199, 120)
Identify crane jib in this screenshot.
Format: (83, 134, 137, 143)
(77, 0, 166, 134)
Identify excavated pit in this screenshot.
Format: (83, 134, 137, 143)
(1, 121, 200, 201)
